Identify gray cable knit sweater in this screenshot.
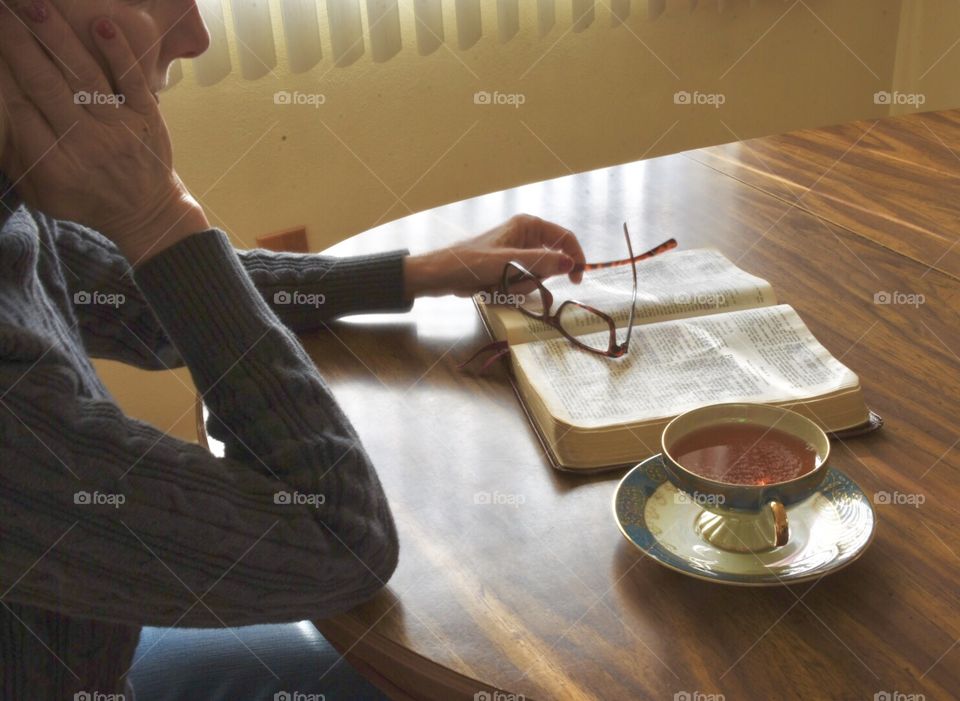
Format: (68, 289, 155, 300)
(0, 176, 410, 699)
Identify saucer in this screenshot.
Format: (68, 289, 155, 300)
(613, 454, 876, 586)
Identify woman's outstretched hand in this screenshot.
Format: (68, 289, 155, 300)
(0, 0, 208, 264)
(403, 214, 587, 300)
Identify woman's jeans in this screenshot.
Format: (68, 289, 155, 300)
(126, 621, 390, 701)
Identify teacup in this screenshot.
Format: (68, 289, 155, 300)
(660, 403, 831, 553)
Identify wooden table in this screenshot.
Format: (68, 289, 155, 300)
(203, 110, 959, 700)
(688, 109, 960, 280)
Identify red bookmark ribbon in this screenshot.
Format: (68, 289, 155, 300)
(457, 340, 511, 373)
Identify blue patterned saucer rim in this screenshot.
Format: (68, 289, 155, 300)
(612, 454, 877, 586)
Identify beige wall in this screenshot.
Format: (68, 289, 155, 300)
(94, 0, 959, 441)
(891, 0, 960, 115)
(161, 0, 908, 253)
(95, 360, 199, 441)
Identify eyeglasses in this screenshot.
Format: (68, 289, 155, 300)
(501, 224, 677, 358)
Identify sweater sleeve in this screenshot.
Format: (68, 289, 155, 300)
(0, 229, 400, 627)
(50, 219, 413, 370)
(238, 246, 413, 330)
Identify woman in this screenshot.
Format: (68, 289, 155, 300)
(0, 0, 586, 698)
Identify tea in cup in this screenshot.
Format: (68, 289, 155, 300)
(661, 403, 831, 552)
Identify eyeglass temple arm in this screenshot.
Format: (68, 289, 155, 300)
(621, 223, 638, 353)
(571, 237, 677, 273)
(502, 233, 676, 286)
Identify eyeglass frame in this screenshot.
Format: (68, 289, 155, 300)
(498, 223, 677, 358)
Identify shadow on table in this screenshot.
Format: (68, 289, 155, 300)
(609, 537, 885, 685)
(298, 315, 499, 384)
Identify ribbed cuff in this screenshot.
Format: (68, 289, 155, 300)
(133, 229, 293, 392)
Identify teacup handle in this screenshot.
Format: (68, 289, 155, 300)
(768, 500, 789, 547)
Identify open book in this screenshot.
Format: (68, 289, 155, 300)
(473, 248, 879, 471)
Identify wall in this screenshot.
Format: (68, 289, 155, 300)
(93, 0, 958, 441)
(891, 0, 960, 115)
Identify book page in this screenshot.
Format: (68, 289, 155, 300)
(480, 249, 776, 344)
(512, 305, 859, 428)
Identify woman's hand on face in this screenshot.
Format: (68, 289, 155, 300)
(403, 214, 587, 300)
(0, 0, 207, 264)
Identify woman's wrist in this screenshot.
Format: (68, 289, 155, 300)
(403, 252, 438, 301)
(119, 195, 211, 267)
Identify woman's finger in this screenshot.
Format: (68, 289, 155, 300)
(11, 0, 122, 119)
(89, 17, 155, 115)
(501, 247, 574, 282)
(18, 0, 113, 96)
(0, 2, 91, 134)
(0, 53, 60, 173)
(521, 217, 586, 283)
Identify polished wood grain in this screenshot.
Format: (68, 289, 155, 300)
(687, 109, 960, 280)
(205, 114, 960, 700)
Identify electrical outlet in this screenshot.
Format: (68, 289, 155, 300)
(256, 227, 308, 253)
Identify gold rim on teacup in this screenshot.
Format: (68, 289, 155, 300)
(660, 402, 831, 553)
